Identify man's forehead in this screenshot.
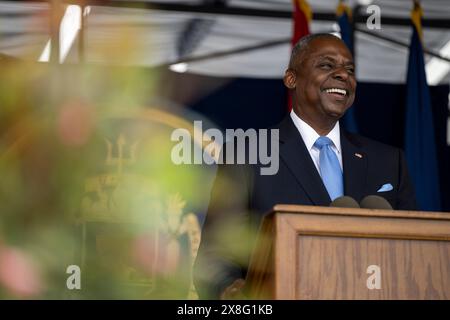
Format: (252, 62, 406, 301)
(313, 52, 354, 63)
(304, 39, 353, 61)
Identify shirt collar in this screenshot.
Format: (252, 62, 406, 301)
(290, 110, 341, 154)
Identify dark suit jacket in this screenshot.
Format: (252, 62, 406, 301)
(193, 116, 417, 299)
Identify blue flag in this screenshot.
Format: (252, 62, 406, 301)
(337, 4, 358, 133)
(337, 11, 353, 54)
(404, 22, 441, 211)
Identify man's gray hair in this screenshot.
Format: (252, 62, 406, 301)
(288, 33, 342, 69)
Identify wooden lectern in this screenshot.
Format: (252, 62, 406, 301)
(246, 205, 450, 300)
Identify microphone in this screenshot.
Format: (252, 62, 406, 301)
(330, 196, 360, 208)
(360, 195, 393, 210)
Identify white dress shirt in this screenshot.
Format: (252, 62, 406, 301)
(290, 110, 343, 174)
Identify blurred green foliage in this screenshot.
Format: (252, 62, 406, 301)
(0, 50, 213, 299)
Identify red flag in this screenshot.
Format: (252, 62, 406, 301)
(288, 0, 312, 111)
(291, 0, 311, 46)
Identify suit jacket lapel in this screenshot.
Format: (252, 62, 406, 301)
(341, 129, 368, 202)
(278, 117, 331, 206)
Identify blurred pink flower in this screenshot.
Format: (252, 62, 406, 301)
(0, 246, 43, 298)
(132, 233, 180, 276)
(57, 100, 94, 146)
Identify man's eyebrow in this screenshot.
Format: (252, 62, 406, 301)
(316, 55, 355, 66)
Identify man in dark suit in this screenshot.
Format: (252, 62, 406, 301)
(193, 33, 417, 299)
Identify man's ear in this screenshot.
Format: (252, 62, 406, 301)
(283, 69, 296, 89)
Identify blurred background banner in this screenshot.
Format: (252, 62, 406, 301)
(0, 0, 449, 299)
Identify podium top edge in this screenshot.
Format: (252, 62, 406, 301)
(270, 204, 450, 221)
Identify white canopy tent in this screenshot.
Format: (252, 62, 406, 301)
(0, 0, 449, 84)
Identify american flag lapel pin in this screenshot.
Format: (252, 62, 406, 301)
(355, 153, 363, 159)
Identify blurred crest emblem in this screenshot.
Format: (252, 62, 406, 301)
(78, 108, 203, 299)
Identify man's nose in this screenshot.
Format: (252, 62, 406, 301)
(332, 67, 349, 81)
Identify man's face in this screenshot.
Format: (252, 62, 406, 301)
(286, 37, 356, 122)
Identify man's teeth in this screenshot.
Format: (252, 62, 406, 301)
(325, 88, 347, 96)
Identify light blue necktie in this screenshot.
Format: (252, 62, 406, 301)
(314, 136, 344, 201)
